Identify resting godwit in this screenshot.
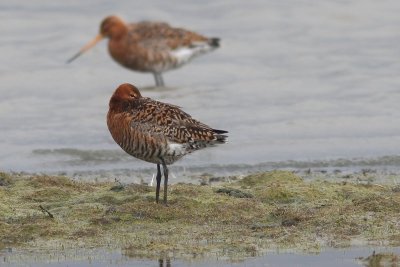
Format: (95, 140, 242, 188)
(107, 83, 228, 205)
(68, 16, 220, 86)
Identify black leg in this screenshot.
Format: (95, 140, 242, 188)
(155, 164, 161, 203)
(161, 159, 169, 205)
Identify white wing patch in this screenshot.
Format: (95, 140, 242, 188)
(168, 143, 187, 156)
(170, 47, 196, 65)
(171, 42, 215, 66)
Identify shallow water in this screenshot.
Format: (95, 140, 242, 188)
(1, 0, 400, 177)
(2, 246, 400, 267)
(3, 2, 400, 266)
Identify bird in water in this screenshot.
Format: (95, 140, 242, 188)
(68, 16, 220, 87)
(107, 83, 228, 205)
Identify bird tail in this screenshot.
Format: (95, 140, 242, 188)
(185, 128, 228, 151)
(209, 38, 220, 48)
(213, 129, 228, 143)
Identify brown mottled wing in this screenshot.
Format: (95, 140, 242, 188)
(129, 98, 226, 146)
(128, 21, 208, 51)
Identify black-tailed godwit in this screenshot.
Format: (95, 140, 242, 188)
(68, 16, 220, 86)
(107, 83, 227, 205)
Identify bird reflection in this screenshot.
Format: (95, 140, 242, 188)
(158, 257, 171, 267)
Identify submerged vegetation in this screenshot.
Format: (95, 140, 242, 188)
(1, 170, 400, 259)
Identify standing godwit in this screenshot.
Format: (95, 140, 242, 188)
(68, 15, 220, 86)
(107, 83, 228, 205)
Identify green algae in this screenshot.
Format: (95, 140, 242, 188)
(1, 170, 400, 260)
(0, 172, 13, 186)
(359, 251, 400, 267)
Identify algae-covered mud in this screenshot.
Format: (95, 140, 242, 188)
(1, 170, 400, 264)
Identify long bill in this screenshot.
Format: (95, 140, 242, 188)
(67, 34, 104, 63)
